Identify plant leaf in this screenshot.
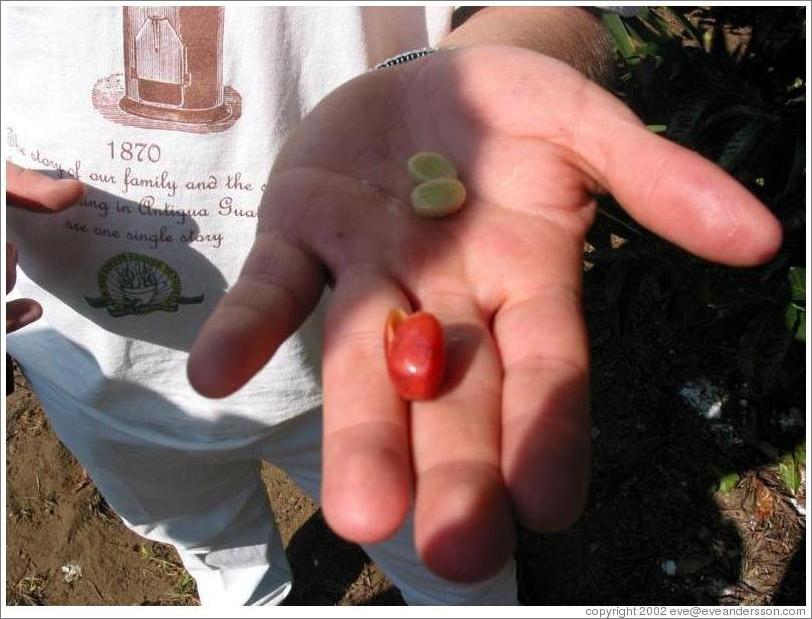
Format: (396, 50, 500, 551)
(669, 8, 704, 48)
(603, 13, 638, 60)
(738, 307, 794, 390)
(717, 472, 740, 493)
(667, 96, 712, 145)
(702, 105, 778, 131)
(779, 453, 801, 496)
(717, 121, 766, 171)
(785, 303, 806, 342)
(780, 131, 805, 199)
(785, 268, 806, 341)
(788, 266, 806, 304)
(794, 443, 806, 467)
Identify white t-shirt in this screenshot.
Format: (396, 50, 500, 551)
(4, 5, 453, 448)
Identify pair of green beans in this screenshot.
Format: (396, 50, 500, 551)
(407, 152, 466, 218)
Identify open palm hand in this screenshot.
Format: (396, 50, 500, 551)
(188, 46, 781, 582)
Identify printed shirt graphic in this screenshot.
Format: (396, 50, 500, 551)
(86, 252, 204, 317)
(5, 5, 453, 447)
(135, 13, 184, 84)
(95, 7, 241, 133)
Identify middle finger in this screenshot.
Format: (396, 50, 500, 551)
(410, 285, 514, 582)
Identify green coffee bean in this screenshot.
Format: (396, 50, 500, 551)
(407, 152, 458, 184)
(410, 178, 467, 218)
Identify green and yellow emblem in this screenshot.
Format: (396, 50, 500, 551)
(86, 253, 204, 317)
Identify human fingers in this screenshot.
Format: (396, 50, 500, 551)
(187, 230, 325, 397)
(6, 299, 43, 333)
(320, 264, 413, 543)
(408, 285, 514, 582)
(6, 161, 85, 211)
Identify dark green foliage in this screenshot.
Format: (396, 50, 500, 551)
(778, 443, 806, 496)
(594, 7, 805, 401)
(785, 266, 806, 342)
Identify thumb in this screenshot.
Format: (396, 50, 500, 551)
(188, 231, 325, 398)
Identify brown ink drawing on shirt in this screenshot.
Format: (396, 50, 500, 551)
(92, 7, 241, 134)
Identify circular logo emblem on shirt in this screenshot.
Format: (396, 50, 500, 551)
(85, 252, 204, 317)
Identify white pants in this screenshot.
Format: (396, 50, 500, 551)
(31, 377, 518, 606)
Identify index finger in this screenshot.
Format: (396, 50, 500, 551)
(5, 161, 85, 211)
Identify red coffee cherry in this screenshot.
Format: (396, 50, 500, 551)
(384, 308, 445, 401)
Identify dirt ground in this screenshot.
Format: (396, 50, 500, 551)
(5, 372, 401, 606)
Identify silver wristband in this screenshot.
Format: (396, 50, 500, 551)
(375, 47, 437, 70)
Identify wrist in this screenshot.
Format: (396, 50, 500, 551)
(438, 7, 614, 85)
